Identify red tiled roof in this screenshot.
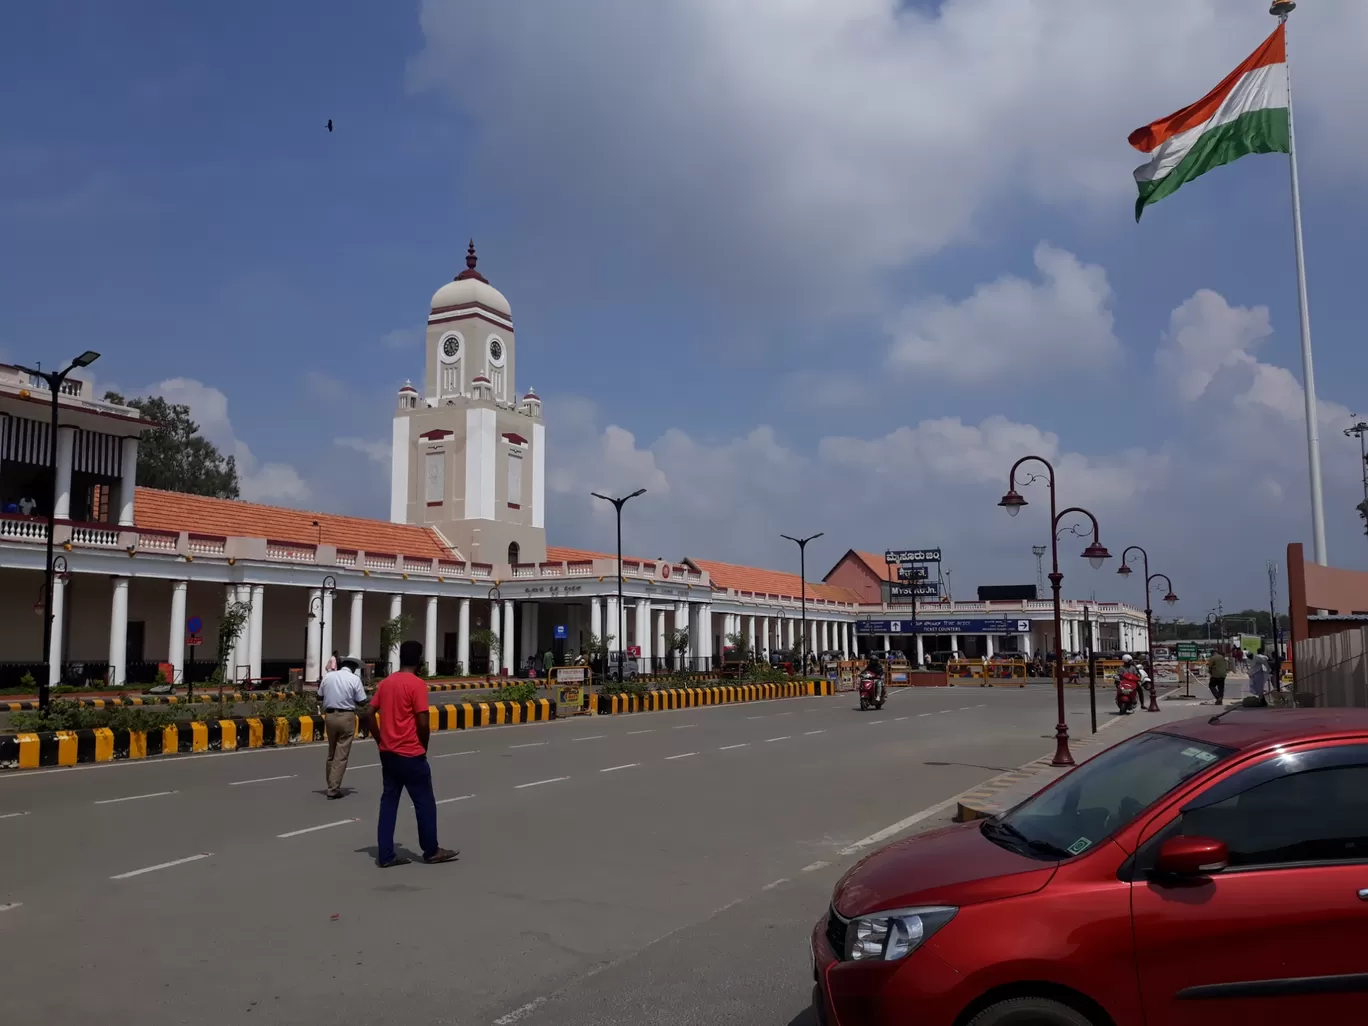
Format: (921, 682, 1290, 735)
(133, 488, 456, 560)
(546, 545, 677, 564)
(688, 558, 860, 604)
(850, 550, 894, 580)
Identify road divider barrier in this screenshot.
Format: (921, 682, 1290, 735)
(2, 692, 293, 712)
(586, 679, 832, 715)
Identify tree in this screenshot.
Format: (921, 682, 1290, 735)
(1358, 498, 1368, 536)
(667, 628, 691, 671)
(104, 392, 240, 498)
(725, 631, 751, 663)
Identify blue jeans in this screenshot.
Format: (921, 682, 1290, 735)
(377, 751, 438, 862)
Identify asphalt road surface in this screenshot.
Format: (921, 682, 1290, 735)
(0, 683, 1205, 1025)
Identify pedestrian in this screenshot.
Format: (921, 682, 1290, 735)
(325, 649, 339, 673)
(365, 640, 457, 868)
(1248, 644, 1271, 706)
(318, 654, 367, 799)
(543, 648, 555, 678)
(1206, 648, 1229, 706)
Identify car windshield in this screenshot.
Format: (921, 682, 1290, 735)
(984, 732, 1235, 860)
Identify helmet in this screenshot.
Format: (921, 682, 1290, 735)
(1121, 653, 1133, 664)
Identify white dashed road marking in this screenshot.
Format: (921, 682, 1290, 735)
(432, 750, 478, 759)
(572, 735, 606, 742)
(277, 819, 359, 839)
(515, 777, 569, 789)
(436, 794, 474, 805)
(627, 730, 655, 735)
(665, 752, 698, 760)
(509, 742, 547, 749)
(0, 811, 30, 820)
(600, 763, 638, 773)
(493, 996, 547, 1024)
(762, 878, 788, 890)
(94, 790, 177, 805)
(229, 775, 296, 786)
(719, 743, 748, 750)
(0, 902, 21, 912)
(802, 861, 831, 873)
(765, 736, 791, 743)
(111, 852, 213, 879)
(803, 730, 825, 736)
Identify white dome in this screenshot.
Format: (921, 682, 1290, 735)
(430, 241, 511, 316)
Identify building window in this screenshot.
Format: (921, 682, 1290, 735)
(424, 451, 444, 506)
(441, 362, 461, 396)
(507, 451, 523, 508)
(508, 541, 520, 564)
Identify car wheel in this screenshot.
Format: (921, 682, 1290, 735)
(965, 996, 1095, 1026)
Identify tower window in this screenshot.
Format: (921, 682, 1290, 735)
(507, 541, 520, 565)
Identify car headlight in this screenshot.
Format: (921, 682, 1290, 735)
(845, 906, 957, 962)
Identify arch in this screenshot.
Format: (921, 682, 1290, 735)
(508, 541, 521, 565)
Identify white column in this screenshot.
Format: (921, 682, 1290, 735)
(949, 633, 960, 657)
(746, 615, 756, 656)
(47, 576, 66, 686)
(606, 596, 620, 652)
(673, 601, 688, 666)
(108, 576, 130, 686)
(522, 601, 539, 669)
(591, 597, 603, 644)
(985, 634, 995, 659)
(502, 599, 515, 673)
(348, 591, 364, 660)
(636, 602, 652, 666)
(235, 585, 253, 682)
(168, 580, 187, 684)
(425, 595, 439, 674)
(882, 633, 892, 654)
(306, 588, 323, 682)
(457, 597, 471, 674)
(810, 620, 819, 658)
(1021, 629, 1033, 658)
(387, 593, 403, 670)
(223, 584, 238, 678)
(655, 608, 666, 670)
(785, 618, 795, 650)
(760, 616, 771, 658)
(117, 436, 139, 526)
(489, 600, 501, 673)
(53, 425, 75, 521)
(915, 634, 925, 664)
(249, 584, 264, 680)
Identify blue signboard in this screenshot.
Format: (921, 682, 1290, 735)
(554, 624, 568, 639)
(855, 618, 1032, 635)
(186, 615, 203, 634)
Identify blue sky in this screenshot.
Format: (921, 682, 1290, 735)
(4, 0, 1368, 620)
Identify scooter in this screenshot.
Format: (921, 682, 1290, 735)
(1115, 672, 1140, 714)
(858, 673, 885, 711)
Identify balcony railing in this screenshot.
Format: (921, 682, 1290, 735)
(470, 562, 493, 578)
(71, 524, 119, 548)
(188, 534, 226, 556)
(137, 529, 178, 553)
(266, 540, 317, 563)
(0, 514, 47, 543)
(538, 561, 563, 577)
(438, 559, 466, 576)
(511, 562, 537, 579)
(365, 552, 397, 571)
(403, 556, 433, 575)
(336, 549, 358, 568)
(566, 560, 593, 577)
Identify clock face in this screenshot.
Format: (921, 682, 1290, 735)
(489, 338, 503, 362)
(443, 336, 459, 358)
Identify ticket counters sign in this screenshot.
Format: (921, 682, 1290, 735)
(855, 618, 1031, 635)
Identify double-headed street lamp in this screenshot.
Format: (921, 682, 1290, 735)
(1117, 546, 1178, 713)
(781, 532, 823, 673)
(309, 574, 338, 685)
(999, 456, 1111, 766)
(591, 489, 646, 675)
(16, 351, 101, 711)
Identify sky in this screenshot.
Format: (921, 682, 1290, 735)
(4, 0, 1368, 624)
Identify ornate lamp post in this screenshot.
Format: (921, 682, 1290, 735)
(1117, 547, 1177, 712)
(999, 456, 1111, 766)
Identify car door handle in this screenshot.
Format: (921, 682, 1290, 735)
(1359, 889, 1368, 901)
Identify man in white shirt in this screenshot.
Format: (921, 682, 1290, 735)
(318, 655, 368, 799)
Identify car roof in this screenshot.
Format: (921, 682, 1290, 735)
(1154, 707, 1368, 751)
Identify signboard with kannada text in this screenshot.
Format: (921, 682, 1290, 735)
(186, 635, 204, 647)
(856, 618, 1031, 635)
(1175, 642, 1200, 662)
(554, 667, 586, 683)
(896, 565, 929, 581)
(885, 548, 941, 564)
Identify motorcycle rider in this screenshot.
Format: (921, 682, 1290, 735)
(1116, 653, 1149, 709)
(864, 655, 886, 703)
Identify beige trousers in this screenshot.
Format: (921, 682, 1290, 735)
(325, 712, 357, 792)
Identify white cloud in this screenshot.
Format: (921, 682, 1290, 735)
(335, 436, 391, 466)
(410, 0, 1368, 315)
(887, 243, 1118, 382)
(146, 377, 310, 505)
(380, 326, 421, 350)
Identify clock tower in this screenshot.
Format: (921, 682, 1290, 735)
(389, 242, 547, 566)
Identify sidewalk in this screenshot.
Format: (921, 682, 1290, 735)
(954, 682, 1240, 822)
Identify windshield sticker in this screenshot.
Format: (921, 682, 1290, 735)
(1067, 837, 1092, 855)
(1181, 747, 1218, 764)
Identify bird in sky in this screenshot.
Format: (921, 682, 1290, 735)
(326, 119, 333, 132)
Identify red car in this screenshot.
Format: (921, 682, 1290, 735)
(812, 708, 1368, 1026)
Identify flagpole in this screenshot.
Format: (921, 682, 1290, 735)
(1273, 1, 1328, 565)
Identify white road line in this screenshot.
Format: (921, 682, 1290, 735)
(436, 794, 474, 805)
(94, 790, 177, 805)
(515, 776, 569, 789)
(494, 996, 547, 1024)
(600, 763, 638, 773)
(746, 715, 764, 720)
(868, 720, 885, 725)
(228, 774, 296, 786)
(627, 729, 655, 735)
(509, 742, 547, 749)
(939, 709, 954, 714)
(803, 730, 826, 736)
(351, 762, 379, 769)
(572, 735, 606, 742)
(959, 706, 975, 711)
(277, 818, 359, 838)
(671, 724, 696, 729)
(977, 704, 987, 708)
(895, 716, 908, 722)
(762, 878, 789, 890)
(765, 736, 791, 743)
(719, 743, 749, 750)
(110, 852, 212, 879)
(665, 752, 697, 760)
(839, 780, 994, 857)
(802, 861, 831, 873)
(918, 713, 932, 717)
(0, 902, 21, 912)
(432, 750, 478, 759)
(0, 811, 30, 820)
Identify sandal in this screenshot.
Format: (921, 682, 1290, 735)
(377, 856, 411, 868)
(423, 848, 459, 864)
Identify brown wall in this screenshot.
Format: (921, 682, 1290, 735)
(823, 553, 884, 604)
(1287, 542, 1368, 684)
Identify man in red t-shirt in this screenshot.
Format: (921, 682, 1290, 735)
(365, 640, 457, 867)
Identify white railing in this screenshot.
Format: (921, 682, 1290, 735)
(538, 562, 563, 577)
(336, 549, 358, 568)
(188, 534, 226, 556)
(685, 570, 702, 583)
(566, 560, 593, 577)
(0, 516, 47, 543)
(365, 552, 397, 571)
(404, 557, 433, 574)
(511, 563, 537, 579)
(71, 525, 119, 548)
(138, 530, 178, 553)
(266, 540, 316, 562)
(470, 562, 492, 578)
(438, 560, 466, 576)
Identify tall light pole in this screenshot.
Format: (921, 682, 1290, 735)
(1117, 546, 1177, 713)
(16, 351, 101, 711)
(592, 489, 646, 676)
(999, 456, 1112, 766)
(781, 532, 823, 673)
(1032, 545, 1047, 599)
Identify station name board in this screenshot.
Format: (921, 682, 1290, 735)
(855, 618, 1031, 635)
(889, 583, 938, 598)
(885, 548, 941, 564)
(896, 565, 929, 581)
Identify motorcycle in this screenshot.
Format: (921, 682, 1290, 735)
(858, 672, 885, 711)
(1115, 670, 1141, 714)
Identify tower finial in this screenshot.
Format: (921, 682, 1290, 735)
(455, 238, 488, 283)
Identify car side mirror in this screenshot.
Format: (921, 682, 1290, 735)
(1153, 835, 1228, 879)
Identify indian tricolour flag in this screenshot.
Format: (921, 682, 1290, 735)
(1130, 25, 1289, 221)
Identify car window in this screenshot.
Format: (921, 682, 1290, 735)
(994, 732, 1233, 859)
(1178, 762, 1368, 868)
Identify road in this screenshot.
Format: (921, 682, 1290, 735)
(0, 683, 1206, 1025)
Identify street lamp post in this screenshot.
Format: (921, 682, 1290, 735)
(16, 351, 101, 711)
(999, 456, 1111, 766)
(781, 532, 823, 675)
(1117, 547, 1178, 713)
(316, 574, 337, 683)
(592, 489, 646, 677)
